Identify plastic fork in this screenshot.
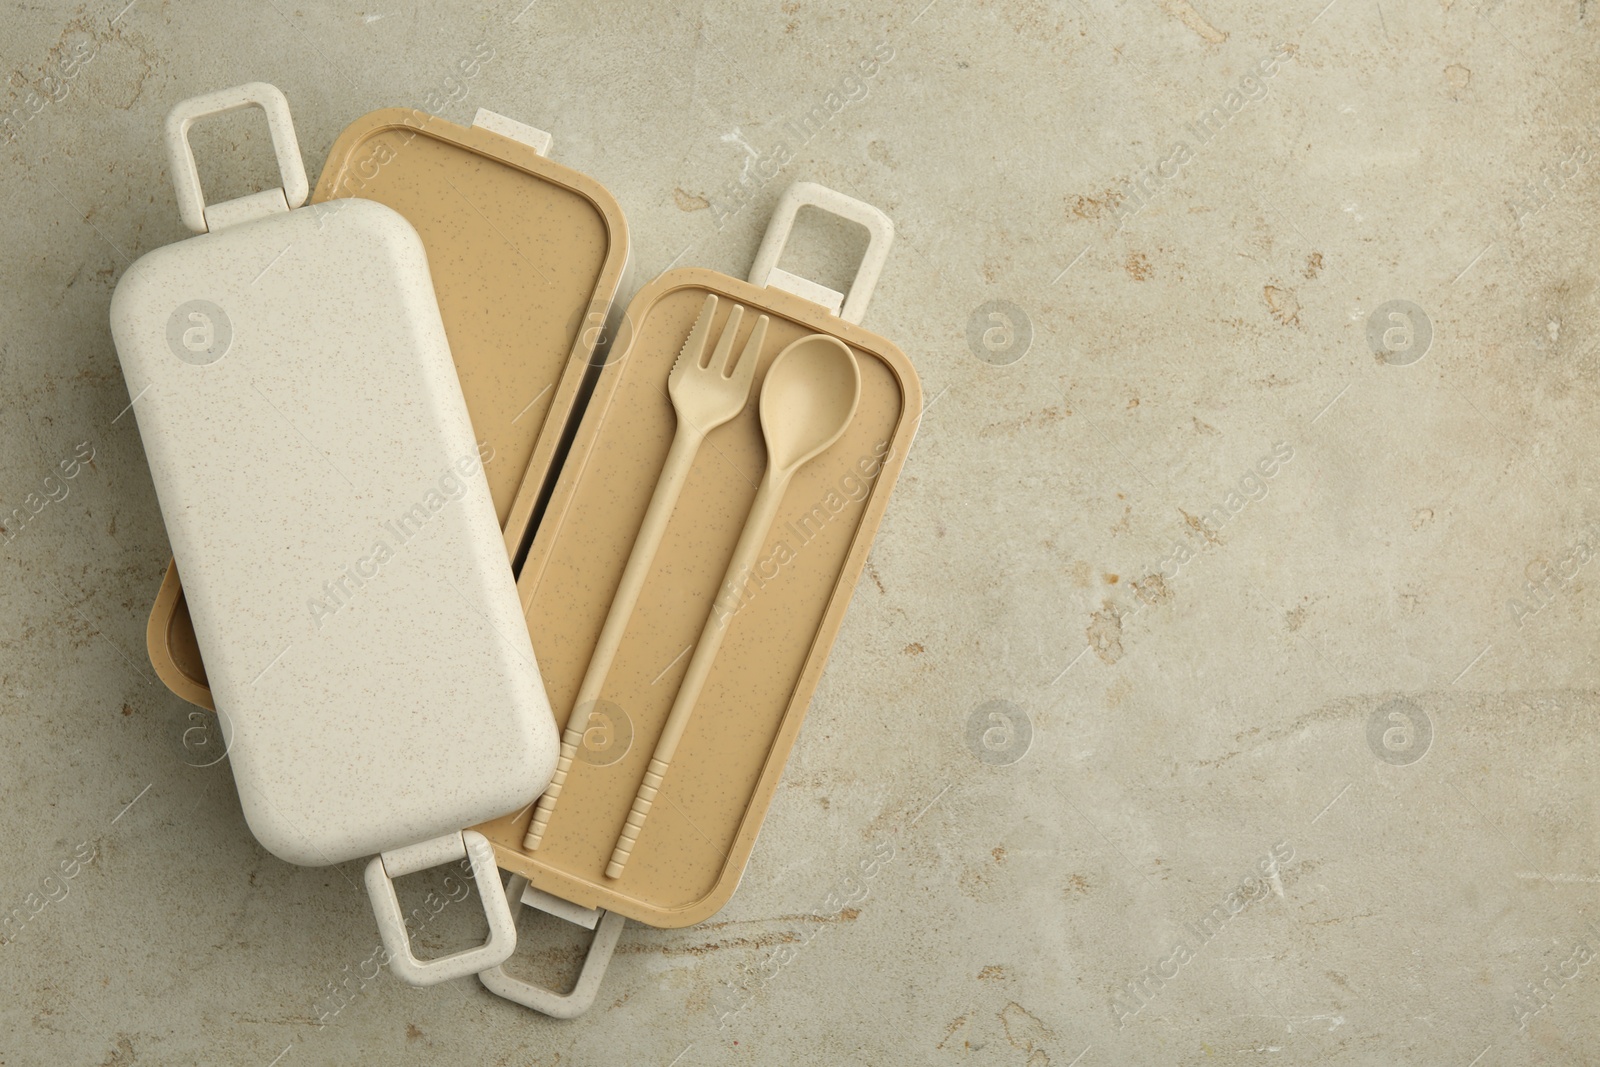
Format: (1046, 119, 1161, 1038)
(524, 293, 768, 851)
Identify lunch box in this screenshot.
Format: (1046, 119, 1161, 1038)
(112, 84, 562, 986)
(140, 93, 919, 1015)
(474, 185, 920, 1015)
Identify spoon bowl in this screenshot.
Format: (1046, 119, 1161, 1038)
(758, 334, 861, 474)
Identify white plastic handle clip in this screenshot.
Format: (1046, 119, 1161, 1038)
(471, 108, 553, 157)
(748, 181, 894, 324)
(477, 874, 627, 1018)
(164, 81, 309, 234)
(364, 830, 518, 987)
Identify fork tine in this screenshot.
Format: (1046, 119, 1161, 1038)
(707, 304, 745, 372)
(729, 314, 769, 387)
(669, 294, 719, 387)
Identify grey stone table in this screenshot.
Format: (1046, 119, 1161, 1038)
(1, 0, 1596, 1063)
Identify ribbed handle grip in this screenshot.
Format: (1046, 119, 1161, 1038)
(523, 729, 584, 850)
(606, 759, 669, 879)
(521, 423, 707, 853)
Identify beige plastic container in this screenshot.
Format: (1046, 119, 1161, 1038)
(476, 189, 920, 930)
(145, 106, 629, 706)
(140, 149, 918, 1010)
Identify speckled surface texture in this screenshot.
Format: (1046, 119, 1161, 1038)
(2, 1, 1599, 1064)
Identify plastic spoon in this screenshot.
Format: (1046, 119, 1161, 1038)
(606, 333, 861, 879)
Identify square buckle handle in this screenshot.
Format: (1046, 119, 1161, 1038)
(748, 181, 894, 324)
(478, 874, 627, 1018)
(164, 81, 309, 234)
(364, 830, 517, 987)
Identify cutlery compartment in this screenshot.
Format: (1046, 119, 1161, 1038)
(476, 267, 919, 926)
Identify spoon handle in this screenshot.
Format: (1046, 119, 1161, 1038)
(606, 468, 790, 879)
(523, 421, 704, 852)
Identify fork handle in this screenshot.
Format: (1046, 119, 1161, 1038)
(523, 422, 704, 851)
(606, 470, 789, 878)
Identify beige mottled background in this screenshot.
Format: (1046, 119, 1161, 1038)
(2, 0, 1598, 1064)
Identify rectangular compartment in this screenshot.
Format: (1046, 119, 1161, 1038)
(476, 267, 920, 927)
